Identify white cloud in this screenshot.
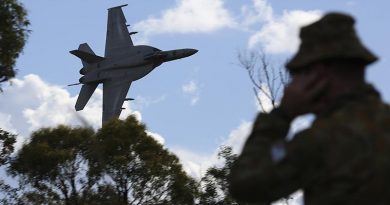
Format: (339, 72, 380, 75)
(220, 121, 252, 154)
(132, 0, 321, 56)
(244, 0, 322, 53)
(240, 0, 273, 26)
(0, 74, 137, 149)
(182, 80, 200, 105)
(272, 190, 303, 205)
(172, 121, 252, 180)
(146, 131, 165, 145)
(133, 0, 236, 37)
(255, 83, 278, 113)
(171, 147, 217, 180)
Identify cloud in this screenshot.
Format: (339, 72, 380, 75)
(172, 121, 252, 180)
(220, 121, 252, 154)
(254, 83, 278, 113)
(170, 147, 217, 180)
(272, 190, 303, 205)
(182, 80, 200, 105)
(0, 74, 137, 149)
(244, 0, 322, 53)
(133, 0, 236, 37)
(240, 0, 273, 26)
(132, 0, 320, 56)
(146, 131, 165, 145)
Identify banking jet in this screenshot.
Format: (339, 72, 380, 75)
(69, 4, 198, 124)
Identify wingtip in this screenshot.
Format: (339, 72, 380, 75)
(75, 105, 83, 111)
(108, 4, 128, 10)
(69, 50, 77, 54)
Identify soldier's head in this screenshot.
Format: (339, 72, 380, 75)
(286, 12, 378, 112)
(286, 12, 377, 75)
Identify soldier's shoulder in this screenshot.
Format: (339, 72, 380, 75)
(311, 96, 390, 142)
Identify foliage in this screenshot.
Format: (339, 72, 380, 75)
(87, 116, 198, 205)
(238, 50, 289, 112)
(9, 116, 198, 204)
(198, 146, 266, 205)
(0, 129, 16, 166)
(198, 146, 241, 205)
(0, 0, 30, 87)
(0, 129, 17, 204)
(10, 126, 95, 205)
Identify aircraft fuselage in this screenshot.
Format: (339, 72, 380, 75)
(79, 45, 197, 84)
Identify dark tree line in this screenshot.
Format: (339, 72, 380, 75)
(5, 116, 199, 205)
(0, 116, 257, 205)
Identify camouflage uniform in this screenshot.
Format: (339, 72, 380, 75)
(229, 84, 390, 204)
(229, 13, 390, 204)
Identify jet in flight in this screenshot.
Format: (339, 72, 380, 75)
(69, 4, 198, 124)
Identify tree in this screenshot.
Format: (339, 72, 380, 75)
(198, 146, 255, 205)
(236, 51, 295, 205)
(238, 50, 289, 112)
(87, 116, 198, 205)
(9, 116, 199, 204)
(0, 129, 16, 165)
(198, 146, 236, 205)
(0, 129, 17, 204)
(0, 0, 30, 88)
(10, 126, 95, 205)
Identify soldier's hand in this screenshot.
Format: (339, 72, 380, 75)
(279, 71, 328, 119)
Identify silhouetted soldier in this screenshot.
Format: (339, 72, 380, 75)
(229, 12, 390, 205)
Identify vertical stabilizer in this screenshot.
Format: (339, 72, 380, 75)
(75, 83, 98, 111)
(78, 43, 95, 67)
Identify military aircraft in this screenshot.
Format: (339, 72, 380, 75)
(69, 4, 198, 124)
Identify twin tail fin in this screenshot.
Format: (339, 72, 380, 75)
(70, 43, 105, 67)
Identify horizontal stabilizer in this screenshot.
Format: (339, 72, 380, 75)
(75, 83, 98, 111)
(70, 50, 105, 64)
(68, 83, 81, 86)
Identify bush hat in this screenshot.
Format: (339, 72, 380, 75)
(286, 12, 378, 72)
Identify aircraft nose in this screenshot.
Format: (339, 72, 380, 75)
(186, 49, 198, 56)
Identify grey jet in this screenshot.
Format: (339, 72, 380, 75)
(69, 4, 198, 124)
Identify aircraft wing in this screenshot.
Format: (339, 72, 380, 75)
(105, 4, 133, 58)
(102, 77, 132, 123)
(75, 83, 98, 111)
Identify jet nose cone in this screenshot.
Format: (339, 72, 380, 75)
(186, 49, 198, 56)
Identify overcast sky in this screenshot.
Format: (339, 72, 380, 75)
(1, 1, 389, 203)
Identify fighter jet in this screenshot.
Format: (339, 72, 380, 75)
(69, 4, 198, 124)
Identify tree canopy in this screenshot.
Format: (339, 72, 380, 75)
(0, 0, 30, 86)
(87, 116, 198, 205)
(198, 146, 249, 205)
(9, 116, 198, 205)
(10, 126, 95, 204)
